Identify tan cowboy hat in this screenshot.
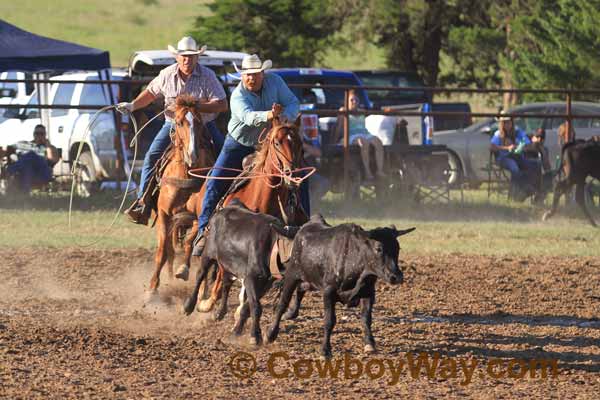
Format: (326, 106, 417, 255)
(234, 54, 273, 74)
(168, 36, 207, 56)
(495, 110, 512, 122)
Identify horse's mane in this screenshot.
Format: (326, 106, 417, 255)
(174, 94, 201, 123)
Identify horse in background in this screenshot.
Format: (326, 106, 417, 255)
(542, 122, 600, 226)
(147, 94, 216, 296)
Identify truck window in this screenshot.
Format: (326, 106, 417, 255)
(79, 80, 109, 113)
(0, 72, 19, 92)
(22, 91, 39, 119)
(51, 83, 76, 117)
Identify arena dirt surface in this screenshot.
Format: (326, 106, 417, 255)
(1, 247, 598, 399)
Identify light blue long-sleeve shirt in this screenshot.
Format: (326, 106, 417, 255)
(228, 73, 300, 147)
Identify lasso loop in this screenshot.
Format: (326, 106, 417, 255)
(68, 106, 166, 247)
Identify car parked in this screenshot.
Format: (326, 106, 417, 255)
(433, 101, 600, 186)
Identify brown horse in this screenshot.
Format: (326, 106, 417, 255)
(172, 115, 308, 311)
(542, 126, 600, 226)
(147, 95, 216, 296)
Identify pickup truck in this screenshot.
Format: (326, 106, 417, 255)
(0, 70, 126, 196)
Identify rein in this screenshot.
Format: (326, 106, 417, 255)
(188, 165, 315, 185)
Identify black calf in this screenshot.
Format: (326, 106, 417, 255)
(266, 214, 415, 357)
(182, 199, 293, 345)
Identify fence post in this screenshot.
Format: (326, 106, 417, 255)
(343, 89, 350, 200)
(566, 91, 573, 142)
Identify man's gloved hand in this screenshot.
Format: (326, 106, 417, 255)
(117, 102, 134, 113)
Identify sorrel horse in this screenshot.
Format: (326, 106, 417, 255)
(147, 95, 216, 295)
(172, 115, 309, 312)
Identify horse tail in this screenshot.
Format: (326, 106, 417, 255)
(170, 211, 197, 249)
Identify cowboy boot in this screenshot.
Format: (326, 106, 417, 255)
(124, 199, 151, 225)
(192, 229, 207, 257)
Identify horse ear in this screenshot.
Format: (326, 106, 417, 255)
(294, 114, 302, 130)
(272, 115, 281, 127)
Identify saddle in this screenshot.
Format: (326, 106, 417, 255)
(139, 143, 202, 218)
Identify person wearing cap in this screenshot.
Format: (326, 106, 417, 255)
(490, 111, 541, 201)
(119, 36, 228, 225)
(190, 54, 302, 257)
(4, 124, 59, 193)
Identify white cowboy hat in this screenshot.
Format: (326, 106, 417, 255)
(168, 36, 207, 56)
(234, 54, 273, 74)
(495, 110, 512, 122)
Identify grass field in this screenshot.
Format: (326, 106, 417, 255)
(0, 0, 386, 70)
(1, 188, 598, 256)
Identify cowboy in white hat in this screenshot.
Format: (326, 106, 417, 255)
(190, 53, 306, 258)
(119, 36, 228, 225)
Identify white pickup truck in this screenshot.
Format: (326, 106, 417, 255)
(0, 70, 126, 195)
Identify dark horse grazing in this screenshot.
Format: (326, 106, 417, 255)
(265, 214, 415, 357)
(171, 115, 308, 311)
(542, 135, 600, 227)
(182, 199, 294, 345)
(147, 95, 216, 296)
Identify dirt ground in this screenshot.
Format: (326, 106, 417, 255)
(0, 247, 598, 399)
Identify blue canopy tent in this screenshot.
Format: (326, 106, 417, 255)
(0, 19, 110, 72)
(0, 19, 132, 188)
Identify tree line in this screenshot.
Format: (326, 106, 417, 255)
(191, 0, 600, 106)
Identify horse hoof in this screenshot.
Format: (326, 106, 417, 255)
(282, 311, 298, 320)
(247, 336, 261, 347)
(175, 264, 189, 281)
(197, 298, 215, 313)
(143, 290, 161, 305)
(364, 344, 376, 354)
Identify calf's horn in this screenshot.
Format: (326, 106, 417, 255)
(396, 227, 416, 237)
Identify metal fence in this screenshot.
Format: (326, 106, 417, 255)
(2, 77, 600, 197)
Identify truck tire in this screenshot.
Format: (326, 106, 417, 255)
(73, 151, 98, 198)
(445, 150, 464, 188)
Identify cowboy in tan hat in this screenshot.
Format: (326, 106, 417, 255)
(119, 36, 228, 225)
(190, 53, 306, 257)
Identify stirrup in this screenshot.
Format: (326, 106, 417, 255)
(192, 231, 206, 256)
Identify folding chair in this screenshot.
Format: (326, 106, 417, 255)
(412, 153, 462, 205)
(485, 150, 511, 200)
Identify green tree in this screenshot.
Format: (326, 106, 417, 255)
(190, 0, 346, 67)
(341, 0, 494, 87)
(504, 0, 600, 97)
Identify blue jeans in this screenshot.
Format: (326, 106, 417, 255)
(496, 155, 540, 194)
(7, 151, 52, 193)
(197, 135, 311, 232)
(137, 120, 224, 199)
